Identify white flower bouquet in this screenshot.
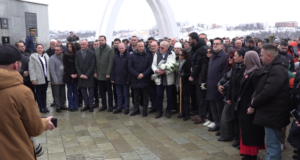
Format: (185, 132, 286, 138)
(151, 60, 180, 80)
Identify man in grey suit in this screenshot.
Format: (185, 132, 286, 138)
(75, 40, 96, 112)
(49, 45, 66, 112)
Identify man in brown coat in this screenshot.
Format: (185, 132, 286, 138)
(0, 44, 55, 160)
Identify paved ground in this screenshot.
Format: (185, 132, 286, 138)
(36, 88, 295, 160)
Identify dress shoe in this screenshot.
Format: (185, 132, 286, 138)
(155, 112, 162, 119)
(124, 110, 129, 115)
(215, 131, 220, 136)
(170, 110, 178, 114)
(292, 155, 299, 159)
(203, 120, 212, 126)
(113, 109, 122, 114)
(242, 155, 257, 160)
(130, 110, 140, 116)
(177, 114, 184, 118)
(207, 122, 216, 128)
(165, 111, 171, 118)
(208, 126, 220, 132)
(142, 111, 148, 117)
(39, 108, 45, 113)
(218, 138, 232, 142)
(50, 102, 55, 106)
(293, 150, 298, 154)
(183, 116, 190, 121)
(98, 106, 107, 112)
(69, 109, 74, 112)
(191, 115, 200, 120)
(108, 107, 113, 112)
(232, 142, 239, 147)
(89, 108, 94, 112)
(44, 107, 50, 112)
(60, 105, 68, 110)
(56, 108, 61, 113)
(148, 109, 157, 113)
(193, 117, 205, 124)
(190, 111, 198, 116)
(81, 106, 89, 111)
(93, 104, 99, 108)
(74, 108, 78, 111)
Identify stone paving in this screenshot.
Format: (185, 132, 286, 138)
(36, 88, 295, 160)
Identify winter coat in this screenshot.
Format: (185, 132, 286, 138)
(63, 53, 77, 84)
(94, 44, 114, 81)
(0, 69, 48, 160)
(252, 55, 290, 129)
(46, 48, 55, 57)
(111, 49, 131, 84)
(29, 53, 51, 85)
(287, 104, 300, 149)
(190, 39, 207, 85)
(128, 50, 152, 89)
(238, 70, 265, 146)
(20, 52, 31, 83)
(75, 49, 96, 88)
(67, 35, 79, 42)
(49, 54, 64, 85)
(247, 46, 260, 55)
(151, 50, 176, 86)
(217, 69, 232, 101)
(177, 59, 192, 95)
(206, 49, 227, 101)
(226, 62, 246, 103)
(278, 50, 295, 72)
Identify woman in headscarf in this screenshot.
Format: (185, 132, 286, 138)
(238, 51, 265, 160)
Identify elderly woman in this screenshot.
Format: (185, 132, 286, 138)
(176, 48, 192, 121)
(238, 51, 265, 160)
(29, 44, 50, 113)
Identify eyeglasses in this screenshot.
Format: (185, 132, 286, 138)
(160, 47, 164, 49)
(213, 43, 221, 46)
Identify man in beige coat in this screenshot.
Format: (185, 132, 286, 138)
(0, 44, 55, 160)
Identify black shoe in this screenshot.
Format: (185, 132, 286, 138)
(113, 109, 122, 114)
(124, 110, 129, 115)
(208, 126, 220, 132)
(50, 102, 55, 106)
(78, 103, 83, 107)
(69, 109, 75, 112)
(215, 131, 220, 136)
(108, 107, 113, 112)
(294, 150, 298, 154)
(148, 109, 157, 113)
(44, 107, 50, 112)
(166, 111, 171, 118)
(143, 111, 148, 117)
(81, 106, 89, 111)
(60, 105, 68, 110)
(170, 110, 178, 114)
(56, 108, 61, 113)
(177, 114, 184, 118)
(130, 110, 140, 116)
(232, 142, 239, 147)
(40, 108, 46, 113)
(155, 112, 162, 119)
(242, 155, 257, 160)
(74, 108, 78, 111)
(218, 138, 232, 142)
(292, 155, 299, 159)
(98, 106, 107, 112)
(89, 108, 94, 112)
(183, 116, 190, 121)
(190, 111, 198, 116)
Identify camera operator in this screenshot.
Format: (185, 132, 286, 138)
(0, 44, 55, 160)
(67, 31, 79, 42)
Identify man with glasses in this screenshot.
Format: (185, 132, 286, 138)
(49, 45, 66, 112)
(152, 41, 176, 119)
(278, 41, 295, 72)
(206, 37, 227, 132)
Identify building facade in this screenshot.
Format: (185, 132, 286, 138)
(0, 0, 49, 48)
(275, 21, 298, 28)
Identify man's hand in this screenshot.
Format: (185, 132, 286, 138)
(45, 116, 55, 131)
(156, 69, 165, 75)
(106, 75, 110, 79)
(296, 120, 300, 127)
(137, 73, 144, 79)
(83, 75, 88, 79)
(32, 80, 37, 85)
(111, 81, 114, 83)
(23, 71, 29, 77)
(247, 107, 255, 114)
(189, 76, 194, 82)
(55, 82, 59, 85)
(218, 86, 224, 94)
(94, 73, 97, 78)
(71, 74, 77, 79)
(227, 100, 232, 105)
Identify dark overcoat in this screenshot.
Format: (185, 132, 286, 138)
(75, 49, 96, 88)
(111, 49, 130, 84)
(178, 59, 192, 95)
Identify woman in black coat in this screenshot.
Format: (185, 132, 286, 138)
(63, 43, 78, 112)
(238, 51, 264, 160)
(176, 49, 192, 121)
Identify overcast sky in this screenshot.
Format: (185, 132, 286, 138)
(29, 0, 300, 31)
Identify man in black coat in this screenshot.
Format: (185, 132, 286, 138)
(247, 39, 260, 55)
(188, 32, 207, 124)
(251, 44, 290, 160)
(75, 40, 96, 112)
(128, 41, 152, 117)
(67, 31, 79, 42)
(278, 41, 295, 72)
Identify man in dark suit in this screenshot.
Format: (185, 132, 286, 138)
(75, 39, 96, 112)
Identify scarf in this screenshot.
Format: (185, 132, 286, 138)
(244, 51, 261, 75)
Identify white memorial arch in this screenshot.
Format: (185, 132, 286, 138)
(96, 0, 179, 44)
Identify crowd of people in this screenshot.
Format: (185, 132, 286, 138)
(1, 27, 300, 160)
